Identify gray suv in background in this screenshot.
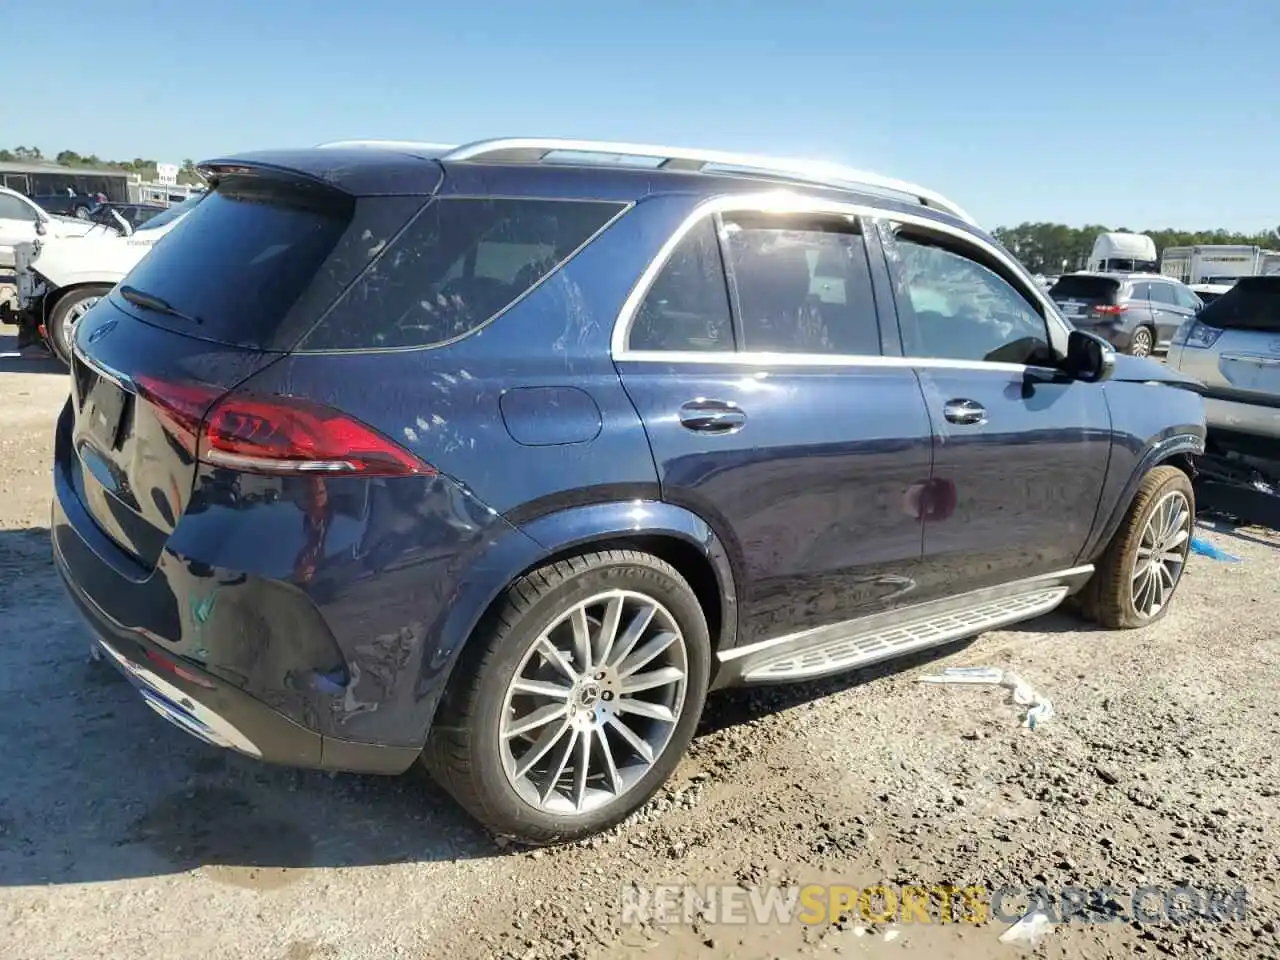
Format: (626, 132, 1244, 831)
(1050, 272, 1202, 356)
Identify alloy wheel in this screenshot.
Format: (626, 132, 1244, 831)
(62, 297, 102, 354)
(1131, 490, 1191, 618)
(1130, 327, 1153, 357)
(499, 589, 688, 815)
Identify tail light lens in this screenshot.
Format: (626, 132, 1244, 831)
(135, 376, 435, 477)
(1092, 304, 1128, 316)
(1172, 320, 1225, 349)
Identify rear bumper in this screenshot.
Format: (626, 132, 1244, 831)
(51, 461, 421, 776)
(1203, 394, 1280, 441)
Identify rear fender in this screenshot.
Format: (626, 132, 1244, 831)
(419, 499, 738, 740)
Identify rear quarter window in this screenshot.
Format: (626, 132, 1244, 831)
(301, 198, 626, 350)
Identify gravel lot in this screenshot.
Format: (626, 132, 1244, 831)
(1, 322, 1278, 960)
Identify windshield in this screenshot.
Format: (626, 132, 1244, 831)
(134, 193, 205, 232)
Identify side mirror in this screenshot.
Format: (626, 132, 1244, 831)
(34, 219, 47, 236)
(1063, 329, 1115, 383)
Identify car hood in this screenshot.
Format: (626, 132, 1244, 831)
(1110, 354, 1203, 390)
(46, 216, 116, 239)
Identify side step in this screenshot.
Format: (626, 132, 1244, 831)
(716, 566, 1092, 686)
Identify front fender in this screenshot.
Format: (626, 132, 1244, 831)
(1080, 429, 1205, 564)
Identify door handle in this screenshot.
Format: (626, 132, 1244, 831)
(943, 398, 987, 425)
(679, 399, 746, 433)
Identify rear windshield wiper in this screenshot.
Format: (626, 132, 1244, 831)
(118, 284, 203, 325)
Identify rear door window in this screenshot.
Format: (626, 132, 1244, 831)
(722, 212, 881, 355)
(1148, 282, 1177, 305)
(303, 198, 625, 350)
(1128, 282, 1150, 300)
(627, 218, 734, 352)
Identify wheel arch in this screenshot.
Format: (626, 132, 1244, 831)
(1080, 431, 1204, 563)
(422, 500, 739, 742)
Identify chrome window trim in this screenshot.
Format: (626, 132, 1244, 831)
(610, 192, 1072, 370)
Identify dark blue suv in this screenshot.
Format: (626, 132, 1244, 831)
(53, 138, 1207, 843)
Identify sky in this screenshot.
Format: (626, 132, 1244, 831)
(4, 0, 1277, 232)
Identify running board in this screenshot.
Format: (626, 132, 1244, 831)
(715, 566, 1093, 686)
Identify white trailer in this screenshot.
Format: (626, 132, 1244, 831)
(1159, 244, 1280, 285)
(1087, 232, 1158, 273)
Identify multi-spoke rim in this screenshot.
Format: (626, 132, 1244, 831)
(1131, 490, 1191, 618)
(499, 590, 688, 816)
(62, 297, 102, 353)
(1131, 327, 1153, 357)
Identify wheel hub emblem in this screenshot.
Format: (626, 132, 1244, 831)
(576, 682, 600, 709)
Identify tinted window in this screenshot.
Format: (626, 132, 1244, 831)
(304, 198, 623, 350)
(722, 213, 880, 355)
(134, 193, 204, 232)
(1148, 282, 1177, 305)
(1048, 276, 1121, 301)
(1128, 282, 1150, 300)
(889, 233, 1051, 365)
(0, 194, 33, 220)
(628, 218, 733, 352)
(112, 178, 424, 349)
(1197, 277, 1280, 332)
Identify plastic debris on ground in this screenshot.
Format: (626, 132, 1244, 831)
(998, 909, 1055, 946)
(917, 666, 1055, 729)
(1190, 536, 1242, 562)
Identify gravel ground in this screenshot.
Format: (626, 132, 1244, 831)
(1, 322, 1278, 960)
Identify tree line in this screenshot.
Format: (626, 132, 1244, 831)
(992, 222, 1280, 275)
(0, 145, 203, 185)
(4, 145, 1277, 267)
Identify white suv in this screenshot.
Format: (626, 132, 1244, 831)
(13, 192, 204, 361)
(0, 186, 115, 268)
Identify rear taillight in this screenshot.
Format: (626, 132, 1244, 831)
(1172, 320, 1224, 349)
(1092, 304, 1128, 316)
(135, 376, 435, 477)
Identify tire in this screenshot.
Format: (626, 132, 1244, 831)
(73, 205, 90, 220)
(425, 549, 711, 845)
(1078, 465, 1194, 629)
(46, 285, 112, 365)
(1128, 325, 1155, 357)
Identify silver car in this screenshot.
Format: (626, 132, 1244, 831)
(1167, 276, 1280, 441)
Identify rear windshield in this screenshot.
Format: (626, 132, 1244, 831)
(110, 178, 426, 349)
(1197, 277, 1280, 332)
(1048, 276, 1121, 301)
(300, 197, 626, 350)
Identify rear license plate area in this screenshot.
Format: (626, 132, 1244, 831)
(74, 357, 132, 450)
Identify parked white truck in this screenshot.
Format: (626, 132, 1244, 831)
(1160, 244, 1280, 286)
(1086, 232, 1158, 273)
(12, 193, 203, 361)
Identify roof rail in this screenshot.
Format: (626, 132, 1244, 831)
(315, 139, 458, 156)
(441, 137, 975, 224)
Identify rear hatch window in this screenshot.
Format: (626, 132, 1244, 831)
(1048, 276, 1121, 303)
(1197, 277, 1280, 332)
(110, 176, 427, 350)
